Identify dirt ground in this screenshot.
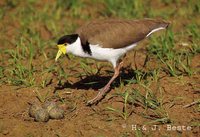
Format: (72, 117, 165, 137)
(0, 0, 200, 137)
(0, 53, 199, 137)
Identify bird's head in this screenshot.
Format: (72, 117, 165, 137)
(55, 34, 78, 61)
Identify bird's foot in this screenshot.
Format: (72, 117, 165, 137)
(87, 85, 110, 106)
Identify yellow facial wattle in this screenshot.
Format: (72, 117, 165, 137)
(55, 44, 67, 61)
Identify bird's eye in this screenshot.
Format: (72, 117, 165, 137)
(64, 43, 67, 46)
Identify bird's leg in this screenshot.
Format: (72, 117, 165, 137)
(87, 61, 123, 105)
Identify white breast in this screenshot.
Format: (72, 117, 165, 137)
(89, 43, 137, 67)
(67, 37, 137, 68)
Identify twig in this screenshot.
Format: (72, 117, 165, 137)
(183, 100, 200, 108)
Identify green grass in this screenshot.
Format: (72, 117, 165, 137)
(107, 85, 171, 125)
(107, 90, 130, 120)
(147, 28, 197, 77)
(102, 0, 144, 18)
(79, 59, 101, 76)
(34, 88, 50, 103)
(1, 0, 199, 87)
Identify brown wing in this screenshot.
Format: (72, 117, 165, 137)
(76, 19, 169, 49)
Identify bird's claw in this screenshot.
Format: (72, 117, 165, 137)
(86, 86, 110, 106)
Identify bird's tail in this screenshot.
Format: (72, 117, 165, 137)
(143, 18, 170, 29)
(157, 20, 170, 29)
(144, 19, 170, 37)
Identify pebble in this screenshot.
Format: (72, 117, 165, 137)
(2, 130, 9, 135)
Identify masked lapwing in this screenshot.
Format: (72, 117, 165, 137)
(55, 18, 169, 105)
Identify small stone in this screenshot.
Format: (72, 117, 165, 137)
(35, 109, 49, 122)
(49, 107, 64, 119)
(29, 104, 42, 118)
(2, 130, 9, 135)
(43, 101, 57, 113)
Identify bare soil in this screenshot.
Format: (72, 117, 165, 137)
(0, 54, 199, 137)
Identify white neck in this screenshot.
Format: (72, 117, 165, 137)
(67, 37, 89, 57)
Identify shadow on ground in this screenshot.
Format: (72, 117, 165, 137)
(54, 66, 149, 92)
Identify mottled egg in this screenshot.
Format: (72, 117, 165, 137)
(34, 109, 49, 122)
(49, 107, 64, 119)
(29, 104, 42, 118)
(43, 101, 57, 113)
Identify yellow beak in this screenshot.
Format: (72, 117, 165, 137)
(55, 44, 67, 61)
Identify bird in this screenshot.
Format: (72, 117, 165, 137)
(55, 18, 169, 105)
